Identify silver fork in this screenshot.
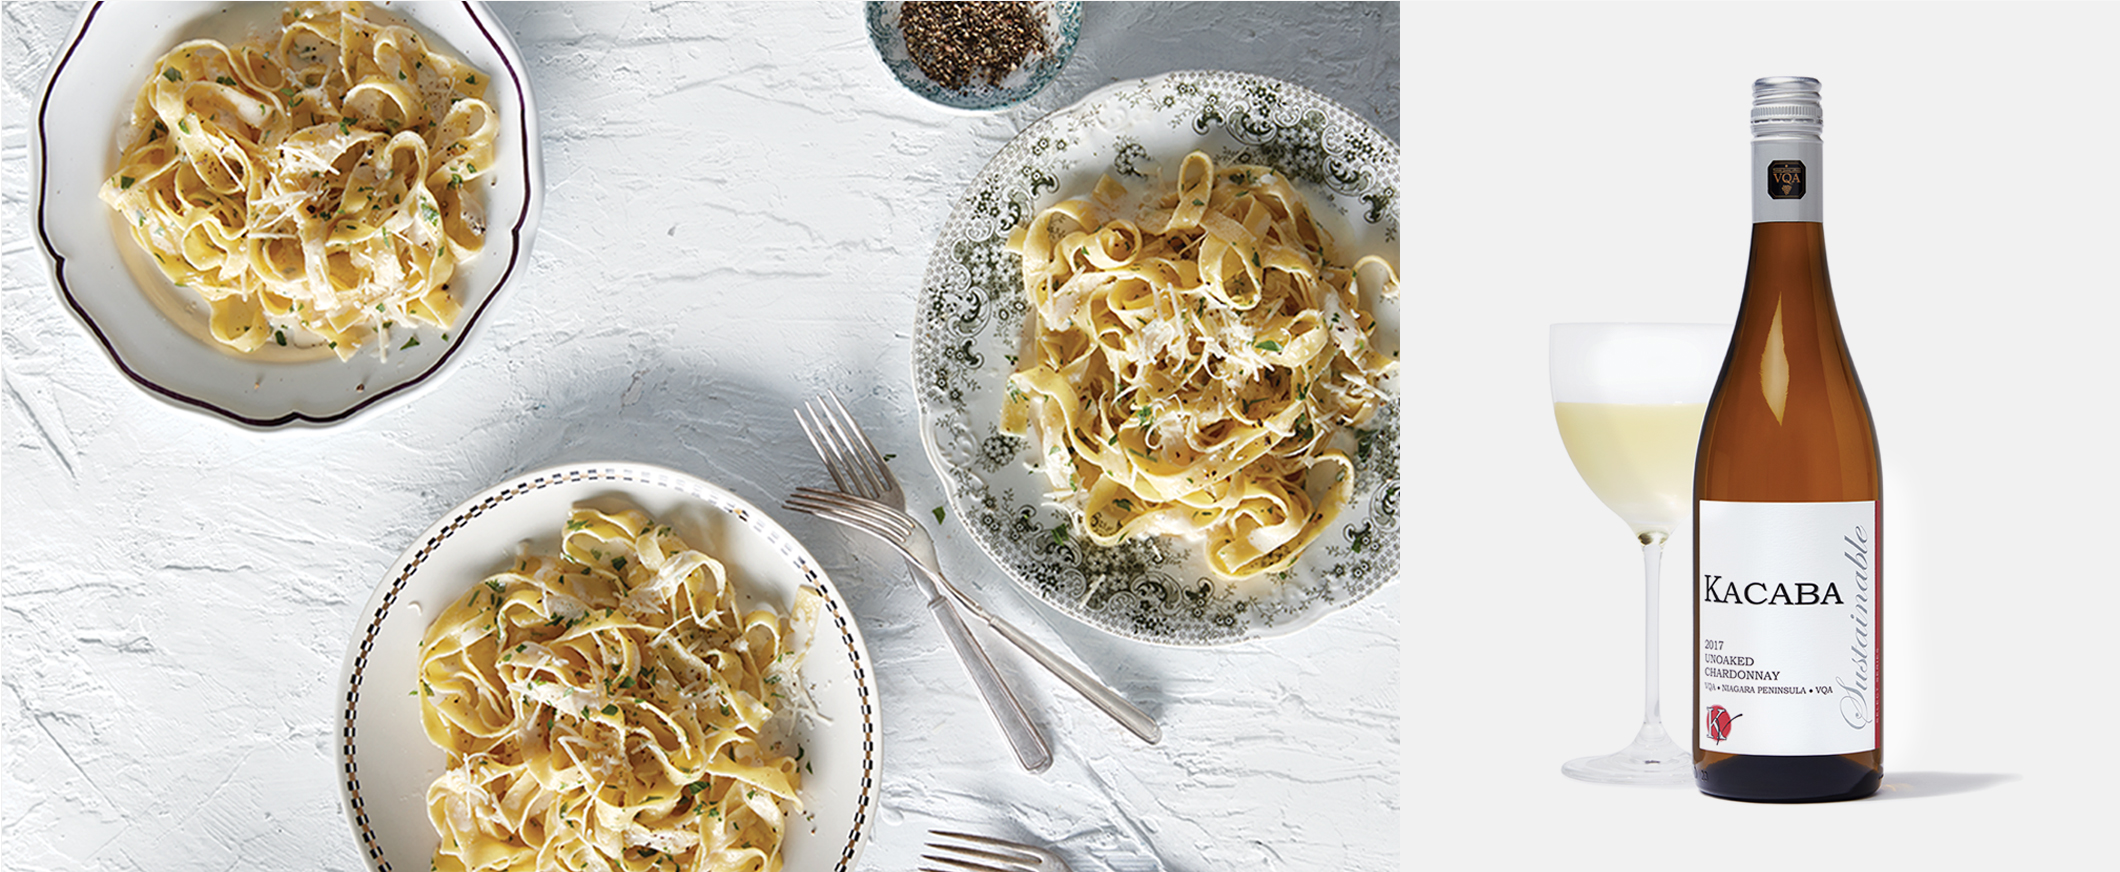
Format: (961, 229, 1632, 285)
(786, 486, 1160, 744)
(792, 395, 1052, 772)
(922, 830, 1073, 872)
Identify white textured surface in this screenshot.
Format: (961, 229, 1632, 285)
(3, 3, 1399, 872)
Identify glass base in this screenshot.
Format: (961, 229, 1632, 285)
(1562, 722, 1693, 785)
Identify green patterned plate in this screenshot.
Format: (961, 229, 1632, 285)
(912, 71, 1400, 645)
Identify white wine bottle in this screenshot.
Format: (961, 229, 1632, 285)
(1693, 77, 1882, 802)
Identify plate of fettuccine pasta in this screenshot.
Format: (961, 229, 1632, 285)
(337, 462, 878, 872)
(913, 71, 1401, 645)
(32, 1, 542, 427)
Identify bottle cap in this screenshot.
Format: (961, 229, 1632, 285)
(1752, 76, 1822, 141)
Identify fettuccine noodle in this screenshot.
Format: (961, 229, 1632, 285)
(1002, 152, 1398, 580)
(418, 507, 804, 872)
(98, 1, 497, 358)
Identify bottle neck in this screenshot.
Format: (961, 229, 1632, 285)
(1752, 138, 1822, 223)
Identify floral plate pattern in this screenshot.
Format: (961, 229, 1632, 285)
(911, 71, 1401, 645)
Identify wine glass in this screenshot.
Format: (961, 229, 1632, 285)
(1549, 323, 1726, 784)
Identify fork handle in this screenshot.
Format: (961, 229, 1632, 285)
(910, 558, 1160, 744)
(923, 579, 1054, 773)
(968, 604, 1163, 745)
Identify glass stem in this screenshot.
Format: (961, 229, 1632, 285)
(1640, 530, 1668, 730)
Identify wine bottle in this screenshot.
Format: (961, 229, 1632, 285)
(1692, 77, 1883, 802)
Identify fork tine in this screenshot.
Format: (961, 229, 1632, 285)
(925, 844, 1029, 863)
(928, 830, 1044, 856)
(924, 830, 1053, 872)
(784, 490, 915, 540)
(794, 401, 852, 495)
(786, 502, 892, 539)
(822, 392, 898, 498)
(805, 396, 882, 500)
(918, 855, 1023, 872)
(790, 486, 897, 513)
(816, 403, 872, 499)
(803, 398, 871, 497)
(782, 493, 861, 525)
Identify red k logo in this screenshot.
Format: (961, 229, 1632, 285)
(1706, 705, 1743, 744)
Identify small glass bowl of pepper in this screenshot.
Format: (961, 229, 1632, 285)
(866, 1, 1081, 112)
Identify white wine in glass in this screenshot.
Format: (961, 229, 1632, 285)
(1550, 323, 1725, 784)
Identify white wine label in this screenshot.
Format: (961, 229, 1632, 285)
(1698, 500, 1878, 756)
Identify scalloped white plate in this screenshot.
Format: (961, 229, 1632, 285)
(31, 1, 542, 428)
(912, 71, 1402, 645)
(337, 462, 879, 872)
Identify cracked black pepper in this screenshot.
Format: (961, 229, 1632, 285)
(901, 1, 1048, 91)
